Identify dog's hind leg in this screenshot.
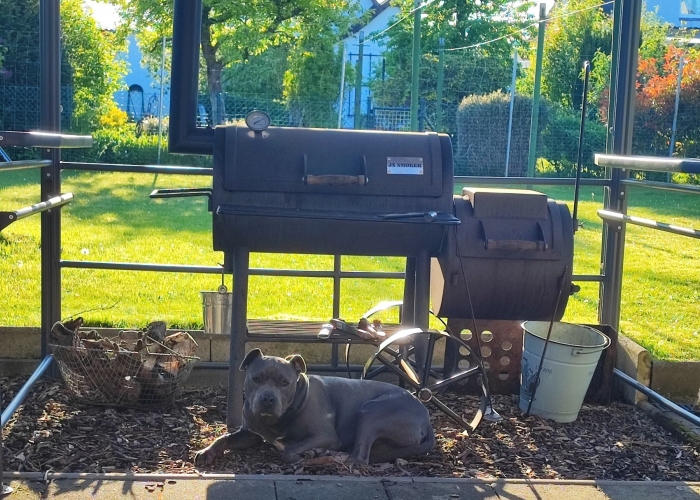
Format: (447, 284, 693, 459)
(348, 392, 435, 464)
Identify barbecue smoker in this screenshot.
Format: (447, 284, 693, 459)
(156, 114, 579, 428)
(210, 124, 459, 255)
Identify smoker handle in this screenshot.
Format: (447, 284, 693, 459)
(302, 153, 368, 186)
(149, 188, 213, 211)
(480, 221, 548, 251)
(304, 174, 366, 186)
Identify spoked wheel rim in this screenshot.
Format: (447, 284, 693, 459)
(361, 328, 493, 433)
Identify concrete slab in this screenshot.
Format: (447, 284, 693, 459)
(5, 478, 277, 500)
(495, 482, 610, 500)
(384, 480, 498, 499)
(597, 482, 700, 500)
(276, 478, 388, 500)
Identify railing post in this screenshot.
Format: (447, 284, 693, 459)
(39, 0, 63, 374)
(599, 0, 642, 330)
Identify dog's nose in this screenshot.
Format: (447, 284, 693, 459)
(260, 393, 277, 407)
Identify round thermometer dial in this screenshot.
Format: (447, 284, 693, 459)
(245, 110, 271, 131)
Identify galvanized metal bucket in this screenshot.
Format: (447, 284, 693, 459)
(201, 291, 232, 334)
(519, 321, 610, 422)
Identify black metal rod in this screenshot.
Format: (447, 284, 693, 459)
(60, 260, 404, 279)
(62, 162, 213, 176)
(0, 131, 92, 149)
(0, 159, 52, 172)
(169, 0, 214, 155)
(1, 194, 74, 231)
(599, 0, 642, 331)
(454, 176, 610, 186)
(621, 178, 700, 195)
(227, 248, 249, 429)
(614, 368, 700, 428)
(598, 209, 700, 239)
(595, 154, 700, 174)
(573, 61, 591, 234)
(40, 0, 62, 363)
(572, 274, 604, 282)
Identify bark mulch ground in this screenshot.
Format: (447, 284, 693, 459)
(2, 377, 699, 480)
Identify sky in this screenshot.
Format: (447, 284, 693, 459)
(84, 0, 120, 30)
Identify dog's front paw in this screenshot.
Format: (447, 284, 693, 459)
(193, 446, 218, 467)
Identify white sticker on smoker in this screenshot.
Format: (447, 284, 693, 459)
(387, 157, 424, 175)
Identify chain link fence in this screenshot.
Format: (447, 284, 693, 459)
(1, 25, 698, 181)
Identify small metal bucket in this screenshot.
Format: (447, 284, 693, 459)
(201, 291, 232, 334)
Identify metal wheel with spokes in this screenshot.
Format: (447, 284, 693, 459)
(361, 327, 500, 433)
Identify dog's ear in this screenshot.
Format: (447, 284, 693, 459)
(285, 354, 307, 376)
(240, 348, 263, 371)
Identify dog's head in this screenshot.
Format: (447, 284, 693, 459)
(240, 348, 307, 420)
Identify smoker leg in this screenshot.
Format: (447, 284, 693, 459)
(227, 247, 249, 430)
(401, 257, 416, 327)
(413, 249, 431, 369)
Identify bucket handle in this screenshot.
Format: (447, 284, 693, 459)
(571, 335, 611, 355)
(572, 347, 606, 355)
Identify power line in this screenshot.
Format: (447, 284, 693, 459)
(446, 0, 613, 52)
(362, 0, 614, 51)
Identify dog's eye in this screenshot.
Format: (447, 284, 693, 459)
(281, 380, 289, 387)
(252, 376, 261, 384)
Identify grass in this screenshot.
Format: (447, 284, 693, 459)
(0, 169, 698, 360)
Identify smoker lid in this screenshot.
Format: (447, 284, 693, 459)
(461, 187, 549, 219)
(221, 125, 449, 197)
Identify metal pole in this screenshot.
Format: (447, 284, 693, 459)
(573, 61, 591, 233)
(410, 0, 422, 131)
(435, 38, 445, 132)
(668, 55, 684, 182)
(227, 248, 249, 429)
(156, 35, 167, 165)
(605, 0, 622, 153)
(599, 0, 642, 330)
(40, 0, 62, 366)
(505, 45, 518, 177)
(337, 44, 347, 129)
(1, 386, 12, 497)
(614, 369, 700, 428)
(354, 32, 364, 129)
(527, 3, 547, 177)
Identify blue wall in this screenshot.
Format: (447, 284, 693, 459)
(648, 0, 700, 28)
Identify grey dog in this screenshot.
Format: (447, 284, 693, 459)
(194, 348, 435, 465)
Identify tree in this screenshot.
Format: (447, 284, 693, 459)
(0, 0, 124, 132)
(518, 0, 612, 111)
(372, 0, 533, 132)
(61, 0, 126, 132)
(106, 0, 362, 125)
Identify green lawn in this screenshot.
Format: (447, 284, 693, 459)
(1, 169, 698, 360)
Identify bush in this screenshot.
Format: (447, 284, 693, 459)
(455, 92, 548, 177)
(62, 127, 212, 167)
(537, 105, 606, 178)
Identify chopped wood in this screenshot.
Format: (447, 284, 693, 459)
(47, 320, 198, 407)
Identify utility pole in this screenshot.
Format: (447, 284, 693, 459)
(435, 38, 445, 132)
(410, 0, 422, 131)
(354, 32, 364, 129)
(527, 3, 547, 177)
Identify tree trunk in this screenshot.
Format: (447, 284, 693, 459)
(200, 10, 226, 125)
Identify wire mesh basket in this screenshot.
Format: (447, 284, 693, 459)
(49, 320, 199, 408)
(50, 344, 198, 407)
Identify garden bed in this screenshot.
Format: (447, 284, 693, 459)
(2, 376, 698, 480)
